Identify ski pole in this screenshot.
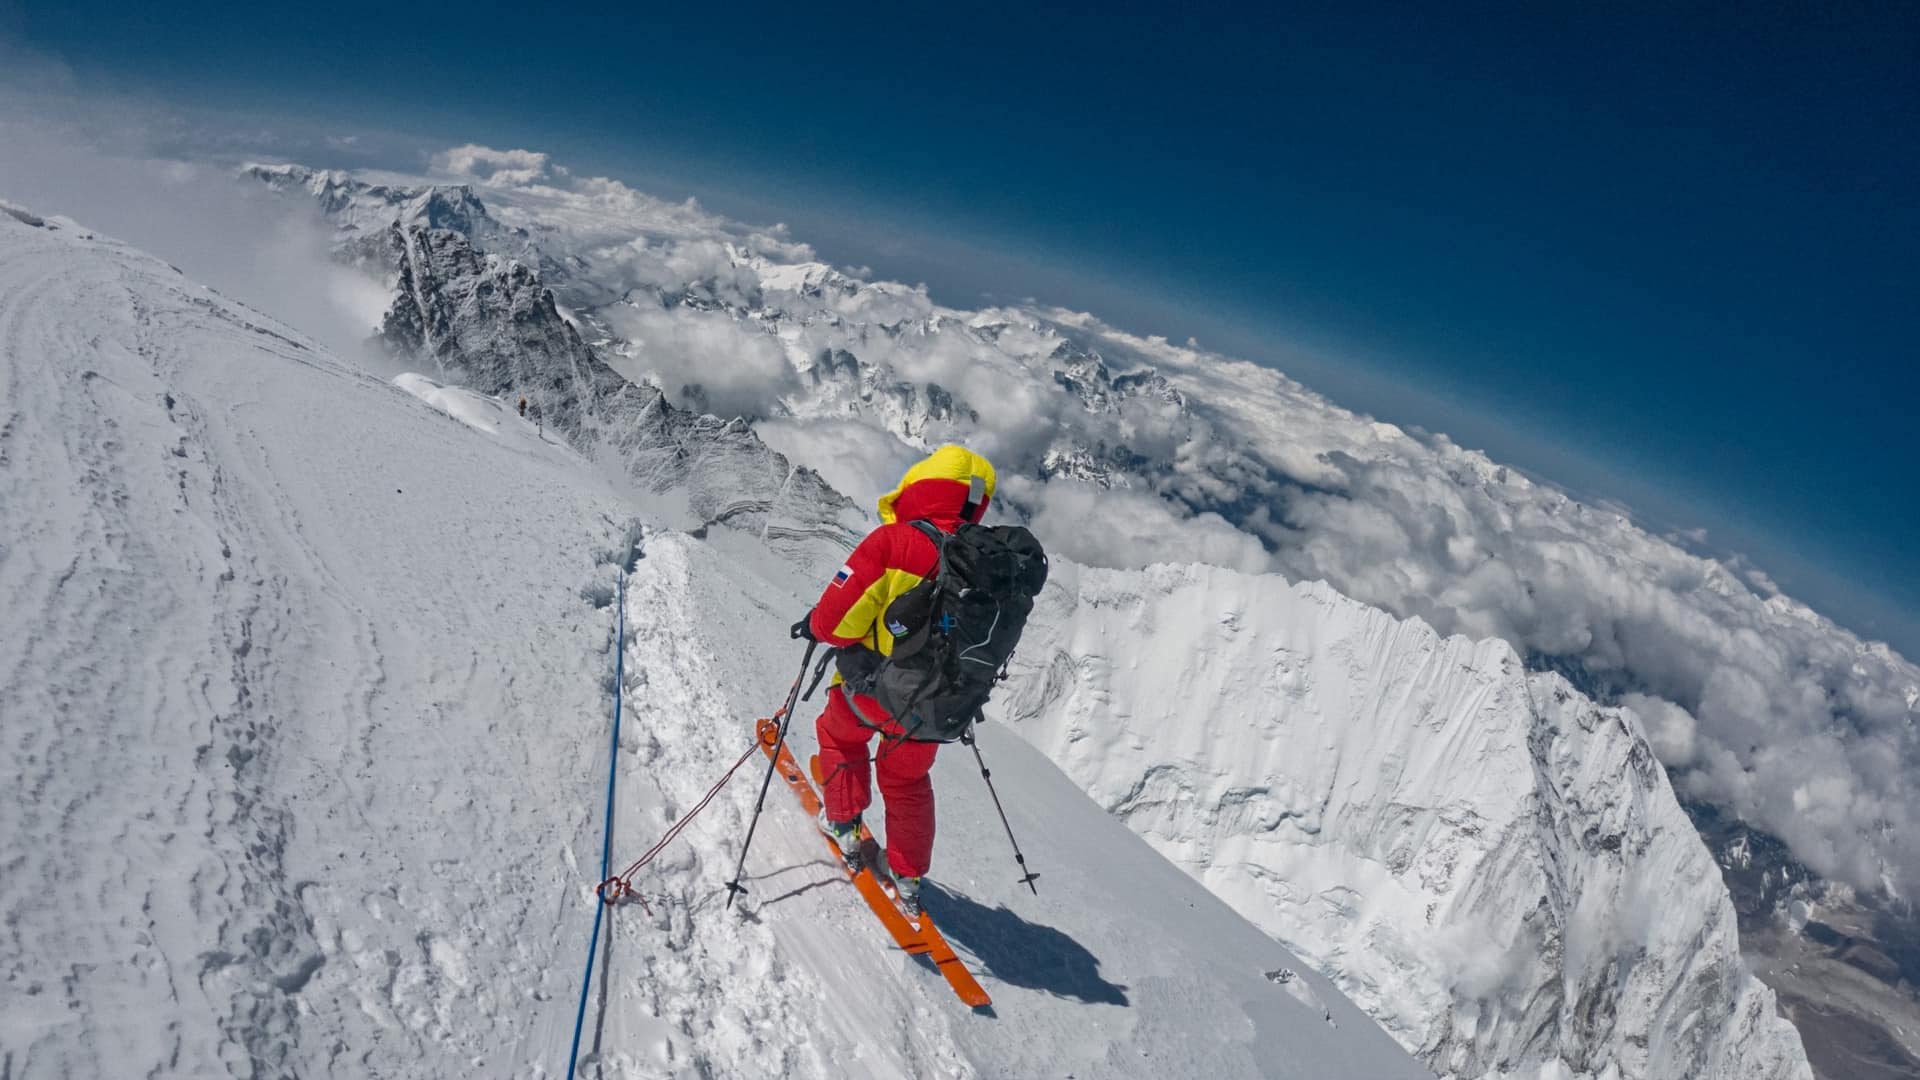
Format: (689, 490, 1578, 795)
(725, 638, 818, 908)
(963, 723, 1040, 894)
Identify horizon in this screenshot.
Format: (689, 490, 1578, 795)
(1, 3, 1914, 657)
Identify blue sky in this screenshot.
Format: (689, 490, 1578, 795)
(6, 2, 1917, 652)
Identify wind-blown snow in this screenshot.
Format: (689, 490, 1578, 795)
(394, 371, 522, 435)
(0, 209, 1427, 1077)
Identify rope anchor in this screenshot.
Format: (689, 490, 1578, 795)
(599, 738, 765, 903)
(572, 638, 825, 1079)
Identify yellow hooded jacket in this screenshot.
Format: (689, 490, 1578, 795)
(806, 444, 997, 658)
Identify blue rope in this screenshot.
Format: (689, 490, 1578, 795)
(567, 572, 625, 1079)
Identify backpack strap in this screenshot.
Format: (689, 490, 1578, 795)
(907, 519, 946, 548)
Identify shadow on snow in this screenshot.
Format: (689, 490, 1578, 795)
(922, 882, 1129, 1007)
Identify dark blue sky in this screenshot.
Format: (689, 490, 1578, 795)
(8, 2, 1917, 651)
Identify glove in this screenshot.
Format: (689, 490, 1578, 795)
(790, 615, 817, 642)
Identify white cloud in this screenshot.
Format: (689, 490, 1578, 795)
(752, 420, 923, 511)
(1005, 476, 1274, 576)
(431, 144, 551, 187)
(0, 119, 386, 367)
(743, 224, 817, 264)
(1623, 693, 1699, 765)
(599, 303, 798, 419)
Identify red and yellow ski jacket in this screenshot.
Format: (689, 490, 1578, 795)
(807, 445, 997, 657)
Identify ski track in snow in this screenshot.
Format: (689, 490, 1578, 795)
(1, 215, 1430, 1078)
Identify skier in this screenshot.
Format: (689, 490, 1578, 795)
(791, 444, 998, 917)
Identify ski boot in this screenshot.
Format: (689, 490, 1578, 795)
(895, 875, 923, 920)
(822, 814, 863, 873)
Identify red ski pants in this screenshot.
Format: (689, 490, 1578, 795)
(816, 686, 939, 879)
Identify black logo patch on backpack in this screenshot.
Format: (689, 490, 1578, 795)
(845, 520, 1048, 742)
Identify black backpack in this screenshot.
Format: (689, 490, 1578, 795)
(840, 520, 1049, 742)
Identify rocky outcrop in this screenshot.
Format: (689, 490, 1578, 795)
(242, 163, 564, 282)
(376, 223, 858, 552)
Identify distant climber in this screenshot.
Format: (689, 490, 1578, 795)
(791, 444, 1046, 918)
(517, 396, 528, 418)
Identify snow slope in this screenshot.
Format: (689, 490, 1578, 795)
(599, 532, 1427, 1079)
(0, 210, 1428, 1076)
(0, 208, 629, 1076)
(1003, 562, 1810, 1080)
(227, 162, 1823, 1080)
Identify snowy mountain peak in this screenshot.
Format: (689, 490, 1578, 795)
(1053, 352, 1188, 414)
(372, 221, 861, 554)
(242, 162, 553, 279)
(245, 162, 467, 231)
(749, 257, 863, 299)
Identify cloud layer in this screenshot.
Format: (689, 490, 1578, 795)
(380, 146, 1916, 894)
(0, 125, 389, 367)
(1056, 316, 1920, 894)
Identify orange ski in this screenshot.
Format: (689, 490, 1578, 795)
(754, 718, 991, 1008)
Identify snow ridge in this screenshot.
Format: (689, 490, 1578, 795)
(1003, 561, 1810, 1080)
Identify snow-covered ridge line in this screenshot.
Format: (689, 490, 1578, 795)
(241, 156, 1920, 916)
(330, 206, 866, 559)
(1003, 560, 1811, 1080)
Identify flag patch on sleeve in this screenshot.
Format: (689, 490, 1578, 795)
(831, 564, 853, 587)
